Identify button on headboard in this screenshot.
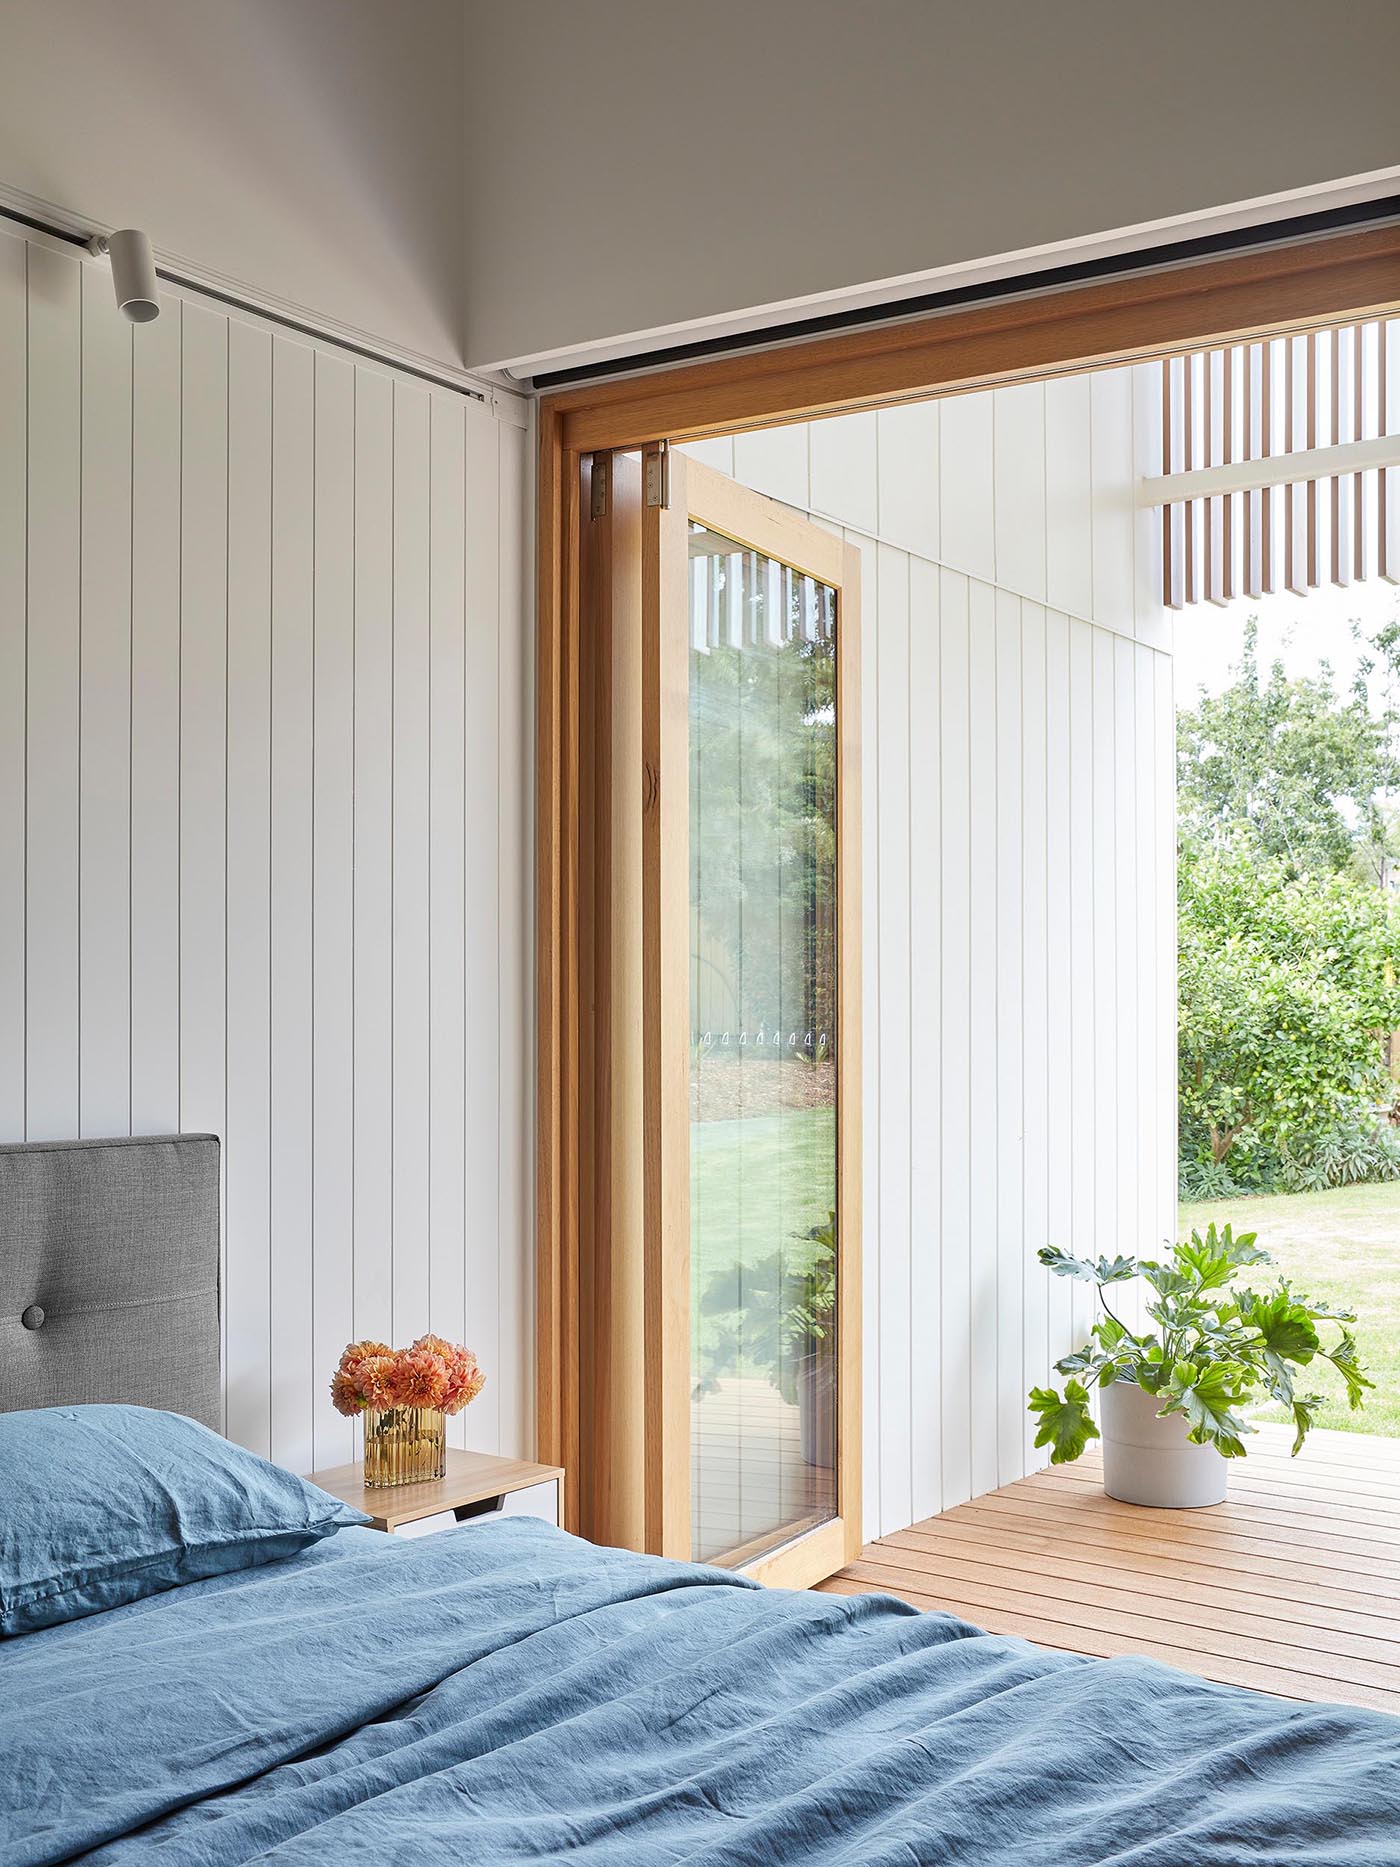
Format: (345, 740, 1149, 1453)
(0, 1135, 221, 1429)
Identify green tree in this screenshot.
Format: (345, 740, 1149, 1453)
(1178, 843, 1400, 1177)
(690, 615, 836, 1046)
(1350, 799, 1400, 891)
(1177, 618, 1400, 878)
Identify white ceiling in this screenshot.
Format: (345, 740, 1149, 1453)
(0, 0, 466, 372)
(3, 0, 1399, 378)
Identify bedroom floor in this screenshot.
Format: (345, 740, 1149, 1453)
(817, 1424, 1400, 1716)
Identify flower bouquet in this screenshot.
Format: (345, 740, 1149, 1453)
(330, 1334, 486, 1487)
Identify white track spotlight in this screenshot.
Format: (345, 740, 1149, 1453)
(86, 229, 160, 322)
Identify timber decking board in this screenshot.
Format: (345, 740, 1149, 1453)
(817, 1424, 1400, 1717)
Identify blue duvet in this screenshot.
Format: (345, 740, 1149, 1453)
(3, 1516, 1397, 1864)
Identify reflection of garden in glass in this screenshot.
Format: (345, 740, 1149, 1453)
(688, 525, 839, 1562)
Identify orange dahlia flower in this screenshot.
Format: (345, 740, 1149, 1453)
(411, 1332, 456, 1362)
(331, 1334, 484, 1417)
(381, 1347, 449, 1409)
(340, 1339, 392, 1373)
(441, 1348, 486, 1416)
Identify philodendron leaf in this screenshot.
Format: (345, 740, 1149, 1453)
(1322, 1331, 1375, 1410)
(1214, 1226, 1273, 1270)
(1054, 1348, 1097, 1375)
(1175, 1227, 1273, 1293)
(1092, 1255, 1138, 1286)
(1028, 1381, 1101, 1464)
(1174, 1237, 1235, 1293)
(1238, 1291, 1320, 1384)
(1162, 1360, 1255, 1458)
(1261, 1355, 1295, 1408)
(1054, 1346, 1136, 1392)
(1038, 1248, 1137, 1285)
(1135, 1348, 1169, 1394)
(1056, 1314, 1143, 1385)
(1138, 1260, 1192, 1298)
(1289, 1393, 1327, 1457)
(1300, 1294, 1358, 1324)
(1039, 1248, 1101, 1283)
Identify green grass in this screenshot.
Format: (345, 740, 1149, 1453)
(691, 1105, 836, 1280)
(691, 1106, 835, 1383)
(688, 1116, 1399, 1435)
(1179, 1180, 1400, 1438)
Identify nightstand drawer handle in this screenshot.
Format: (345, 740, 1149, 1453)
(455, 1495, 505, 1522)
(21, 1304, 46, 1330)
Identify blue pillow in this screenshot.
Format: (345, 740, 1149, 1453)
(0, 1404, 368, 1635)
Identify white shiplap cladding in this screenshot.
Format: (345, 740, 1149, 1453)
(685, 369, 1176, 1540)
(0, 224, 533, 1478)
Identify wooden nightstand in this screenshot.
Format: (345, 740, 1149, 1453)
(310, 1448, 565, 1539)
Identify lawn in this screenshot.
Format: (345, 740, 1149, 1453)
(691, 1105, 835, 1385)
(1178, 1181, 1400, 1438)
(690, 1119, 1399, 1435)
(692, 1105, 835, 1283)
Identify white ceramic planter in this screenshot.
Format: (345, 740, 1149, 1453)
(1100, 1379, 1227, 1508)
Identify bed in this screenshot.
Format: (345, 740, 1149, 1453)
(4, 1137, 1399, 1866)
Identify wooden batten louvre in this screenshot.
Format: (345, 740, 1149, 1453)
(1157, 320, 1400, 607)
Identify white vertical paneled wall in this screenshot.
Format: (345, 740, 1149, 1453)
(684, 367, 1175, 1540)
(0, 224, 533, 1476)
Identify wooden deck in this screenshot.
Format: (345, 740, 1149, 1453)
(817, 1424, 1400, 1717)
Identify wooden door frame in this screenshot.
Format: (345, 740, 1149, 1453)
(536, 219, 1400, 1533)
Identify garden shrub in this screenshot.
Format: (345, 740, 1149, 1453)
(1275, 1104, 1400, 1193)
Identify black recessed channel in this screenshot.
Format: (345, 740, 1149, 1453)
(530, 194, 1400, 392)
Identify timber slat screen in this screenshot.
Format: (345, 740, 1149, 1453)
(1159, 321, 1400, 606)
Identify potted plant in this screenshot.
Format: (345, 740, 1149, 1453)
(1027, 1225, 1372, 1508)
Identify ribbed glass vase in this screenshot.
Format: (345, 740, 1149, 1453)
(362, 1406, 447, 1488)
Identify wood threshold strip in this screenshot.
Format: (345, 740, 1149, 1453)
(820, 1426, 1400, 1717)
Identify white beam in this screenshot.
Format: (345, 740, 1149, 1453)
(1140, 433, 1400, 506)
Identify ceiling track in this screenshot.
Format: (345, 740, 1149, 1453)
(531, 195, 1400, 394)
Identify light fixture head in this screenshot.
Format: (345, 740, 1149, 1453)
(87, 228, 160, 323)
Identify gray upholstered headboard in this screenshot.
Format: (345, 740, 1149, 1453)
(0, 1134, 221, 1429)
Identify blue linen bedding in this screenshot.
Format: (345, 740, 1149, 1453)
(0, 1405, 366, 1635)
(3, 1516, 1397, 1865)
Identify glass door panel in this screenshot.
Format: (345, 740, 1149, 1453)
(687, 526, 840, 1566)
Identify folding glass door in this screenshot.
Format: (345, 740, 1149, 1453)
(579, 445, 860, 1589)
